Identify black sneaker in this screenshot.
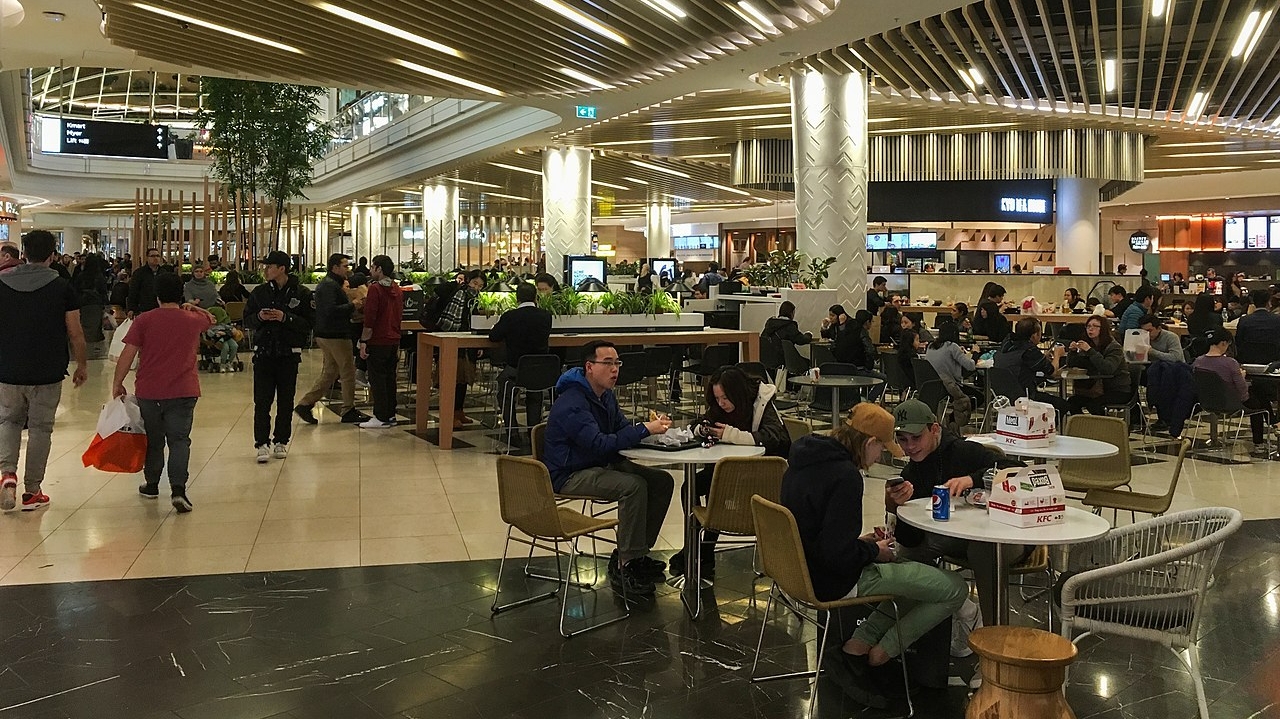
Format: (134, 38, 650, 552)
(138, 483, 159, 499)
(667, 549, 716, 579)
(340, 409, 371, 424)
(822, 652, 888, 710)
(629, 555, 668, 582)
(294, 405, 318, 425)
(608, 559, 656, 596)
(171, 494, 193, 513)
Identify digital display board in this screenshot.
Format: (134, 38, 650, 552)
(888, 233, 910, 249)
(1269, 217, 1280, 249)
(907, 232, 938, 249)
(1225, 217, 1245, 249)
(673, 235, 719, 250)
(868, 179, 1054, 224)
(649, 258, 676, 282)
(40, 116, 169, 159)
(566, 256, 606, 289)
(866, 233, 889, 250)
(1247, 216, 1268, 249)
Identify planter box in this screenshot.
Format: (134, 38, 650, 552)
(469, 312, 705, 334)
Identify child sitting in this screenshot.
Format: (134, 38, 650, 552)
(206, 307, 242, 372)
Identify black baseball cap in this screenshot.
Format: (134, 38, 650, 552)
(262, 250, 291, 269)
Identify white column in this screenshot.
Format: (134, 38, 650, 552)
(61, 228, 85, 255)
(542, 147, 592, 283)
(645, 201, 672, 260)
(1055, 177, 1100, 273)
(791, 65, 868, 309)
(424, 183, 459, 273)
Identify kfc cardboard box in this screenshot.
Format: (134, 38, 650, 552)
(988, 466, 1066, 528)
(995, 397, 1057, 449)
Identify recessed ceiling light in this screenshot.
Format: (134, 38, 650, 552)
(1166, 148, 1280, 158)
(393, 58, 504, 96)
(42, 11, 65, 22)
(622, 176, 649, 185)
(593, 136, 717, 146)
(642, 0, 687, 20)
(681, 153, 731, 159)
(443, 178, 502, 189)
(315, 3, 461, 57)
(490, 162, 543, 176)
(479, 191, 536, 201)
(1103, 58, 1117, 92)
(731, 1, 778, 34)
(1152, 0, 1169, 18)
(534, 0, 628, 45)
(131, 3, 304, 54)
(1242, 10, 1274, 59)
(713, 102, 791, 112)
(559, 67, 611, 90)
(592, 180, 630, 190)
(1145, 166, 1243, 173)
(869, 122, 1016, 135)
(629, 159, 691, 178)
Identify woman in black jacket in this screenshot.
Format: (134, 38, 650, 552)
(218, 270, 251, 303)
(780, 406, 966, 688)
(1065, 315, 1130, 415)
(670, 366, 789, 578)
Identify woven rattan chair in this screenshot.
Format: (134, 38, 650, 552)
(1058, 414, 1132, 494)
(783, 416, 813, 444)
(1083, 439, 1190, 523)
(492, 455, 629, 638)
(1059, 507, 1243, 719)
(749, 496, 914, 718)
(686, 457, 786, 616)
(532, 422, 617, 558)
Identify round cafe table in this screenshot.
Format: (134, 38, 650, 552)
(967, 434, 1118, 461)
(897, 497, 1111, 624)
(620, 443, 764, 620)
(787, 375, 884, 427)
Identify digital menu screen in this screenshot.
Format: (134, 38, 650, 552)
(907, 232, 938, 249)
(866, 233, 889, 250)
(1225, 217, 1246, 249)
(888, 233, 910, 249)
(1247, 216, 1269, 249)
(1270, 217, 1280, 249)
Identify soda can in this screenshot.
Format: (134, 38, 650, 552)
(931, 486, 951, 521)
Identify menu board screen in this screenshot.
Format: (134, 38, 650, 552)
(888, 233, 910, 249)
(1225, 217, 1246, 249)
(866, 233, 889, 250)
(907, 232, 938, 249)
(1270, 217, 1280, 249)
(1247, 216, 1268, 249)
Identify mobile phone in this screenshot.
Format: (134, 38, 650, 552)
(886, 477, 906, 488)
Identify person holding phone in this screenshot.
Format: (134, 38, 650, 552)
(244, 251, 314, 464)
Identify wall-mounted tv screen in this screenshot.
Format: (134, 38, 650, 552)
(1269, 217, 1280, 249)
(1225, 217, 1246, 249)
(888, 233, 910, 249)
(649, 258, 676, 282)
(565, 256, 606, 289)
(866, 233, 889, 250)
(1247, 216, 1269, 249)
(994, 253, 1012, 274)
(907, 232, 938, 249)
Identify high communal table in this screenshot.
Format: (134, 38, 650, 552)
(897, 497, 1111, 625)
(787, 374, 884, 428)
(620, 443, 764, 620)
(414, 327, 759, 449)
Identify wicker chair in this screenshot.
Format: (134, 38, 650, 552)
(749, 496, 913, 719)
(686, 457, 786, 616)
(1057, 414, 1132, 495)
(1083, 440, 1190, 523)
(532, 422, 617, 557)
(492, 455, 629, 638)
(783, 416, 813, 444)
(1058, 507, 1243, 719)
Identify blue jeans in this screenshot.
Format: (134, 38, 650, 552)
(138, 397, 197, 494)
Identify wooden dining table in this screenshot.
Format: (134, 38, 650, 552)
(411, 326, 759, 448)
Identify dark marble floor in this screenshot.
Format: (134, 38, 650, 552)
(2, 520, 1279, 719)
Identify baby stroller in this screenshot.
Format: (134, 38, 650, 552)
(199, 307, 245, 372)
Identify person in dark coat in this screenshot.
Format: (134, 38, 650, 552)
(244, 251, 314, 462)
(127, 247, 163, 317)
(760, 300, 811, 371)
(489, 281, 553, 443)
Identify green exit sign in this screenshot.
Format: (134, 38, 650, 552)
(575, 105, 597, 119)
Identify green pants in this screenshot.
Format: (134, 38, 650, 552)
(849, 560, 968, 658)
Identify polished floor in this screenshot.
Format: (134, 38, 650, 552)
(0, 353, 1279, 717)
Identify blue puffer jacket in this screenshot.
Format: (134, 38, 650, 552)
(543, 368, 650, 491)
(1146, 359, 1195, 438)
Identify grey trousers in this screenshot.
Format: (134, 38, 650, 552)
(138, 397, 197, 493)
(0, 382, 63, 493)
(898, 534, 1030, 627)
(558, 459, 674, 560)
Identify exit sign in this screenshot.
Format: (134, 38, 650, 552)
(575, 105, 597, 119)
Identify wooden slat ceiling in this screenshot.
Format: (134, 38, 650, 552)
(96, 0, 836, 98)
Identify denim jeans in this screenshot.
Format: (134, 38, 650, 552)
(0, 382, 62, 493)
(138, 397, 197, 493)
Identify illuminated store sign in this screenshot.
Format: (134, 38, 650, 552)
(869, 180, 1054, 223)
(1000, 197, 1049, 215)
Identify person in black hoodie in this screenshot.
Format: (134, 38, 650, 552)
(781, 404, 966, 700)
(885, 399, 1027, 626)
(245, 251, 314, 463)
(294, 253, 368, 425)
(127, 247, 163, 317)
(759, 300, 812, 372)
(832, 309, 887, 402)
(489, 281, 553, 443)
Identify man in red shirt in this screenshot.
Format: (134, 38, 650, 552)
(112, 273, 215, 512)
(358, 255, 403, 429)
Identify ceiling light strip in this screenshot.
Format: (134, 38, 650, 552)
(642, 0, 687, 20)
(394, 59, 504, 96)
(647, 112, 790, 126)
(131, 3, 304, 54)
(593, 136, 717, 146)
(534, 0, 628, 45)
(489, 162, 543, 176)
(629, 159, 691, 177)
(559, 67, 612, 90)
(703, 182, 752, 196)
(314, 2, 461, 57)
(731, 1, 779, 35)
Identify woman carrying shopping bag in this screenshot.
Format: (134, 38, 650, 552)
(111, 273, 214, 513)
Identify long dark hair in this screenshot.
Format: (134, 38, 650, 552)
(223, 269, 243, 288)
(704, 366, 755, 429)
(932, 322, 961, 350)
(1084, 315, 1117, 349)
(1065, 287, 1082, 305)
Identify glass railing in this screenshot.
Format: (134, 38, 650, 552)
(324, 92, 431, 155)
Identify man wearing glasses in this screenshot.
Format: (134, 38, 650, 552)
(127, 247, 164, 318)
(543, 340, 674, 597)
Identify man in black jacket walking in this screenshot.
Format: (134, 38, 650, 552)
(126, 247, 163, 317)
(295, 253, 368, 425)
(245, 251, 314, 463)
(489, 282, 553, 445)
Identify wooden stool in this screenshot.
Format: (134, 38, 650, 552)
(966, 626, 1078, 719)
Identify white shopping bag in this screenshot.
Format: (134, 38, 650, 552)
(96, 395, 145, 438)
(1123, 329, 1151, 362)
(82, 396, 147, 473)
(108, 318, 138, 368)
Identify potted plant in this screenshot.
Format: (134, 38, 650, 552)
(804, 256, 838, 289)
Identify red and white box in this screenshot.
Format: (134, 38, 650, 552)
(995, 397, 1057, 449)
(987, 466, 1066, 528)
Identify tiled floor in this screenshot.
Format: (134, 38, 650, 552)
(2, 353, 1280, 717)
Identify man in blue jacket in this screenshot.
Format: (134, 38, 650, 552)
(543, 340, 674, 596)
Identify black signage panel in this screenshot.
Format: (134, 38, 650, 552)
(60, 118, 169, 159)
(869, 179, 1055, 224)
(1129, 231, 1151, 253)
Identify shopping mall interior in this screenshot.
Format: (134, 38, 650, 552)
(2, 0, 1280, 717)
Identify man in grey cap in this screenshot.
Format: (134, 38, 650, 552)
(244, 251, 314, 463)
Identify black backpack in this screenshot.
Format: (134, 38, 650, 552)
(417, 284, 458, 331)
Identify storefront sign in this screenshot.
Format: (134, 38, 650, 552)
(1129, 231, 1151, 252)
(0, 198, 18, 221)
(869, 179, 1055, 224)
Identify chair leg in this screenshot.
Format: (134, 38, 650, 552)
(492, 529, 559, 614)
(805, 611, 832, 719)
(750, 583, 778, 681)
(889, 599, 915, 718)
(1181, 644, 1209, 719)
(559, 536, 631, 638)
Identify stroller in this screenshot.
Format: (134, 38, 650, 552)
(199, 307, 245, 372)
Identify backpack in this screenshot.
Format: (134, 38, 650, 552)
(417, 284, 458, 331)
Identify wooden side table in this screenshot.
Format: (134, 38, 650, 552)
(966, 626, 1078, 719)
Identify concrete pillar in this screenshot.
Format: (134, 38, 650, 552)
(1056, 177, 1100, 273)
(424, 183, 459, 273)
(645, 201, 672, 260)
(791, 65, 868, 309)
(61, 228, 85, 255)
(542, 147, 592, 283)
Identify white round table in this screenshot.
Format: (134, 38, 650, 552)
(620, 444, 765, 619)
(787, 375, 884, 427)
(897, 497, 1111, 624)
(967, 434, 1119, 461)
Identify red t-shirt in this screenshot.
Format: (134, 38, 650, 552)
(124, 307, 212, 400)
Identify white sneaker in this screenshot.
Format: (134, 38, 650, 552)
(272, 442, 289, 459)
(358, 418, 395, 429)
(0, 475, 15, 511)
(256, 445, 271, 463)
(969, 667, 983, 691)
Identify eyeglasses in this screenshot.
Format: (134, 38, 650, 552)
(147, 254, 161, 258)
(587, 359, 624, 368)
